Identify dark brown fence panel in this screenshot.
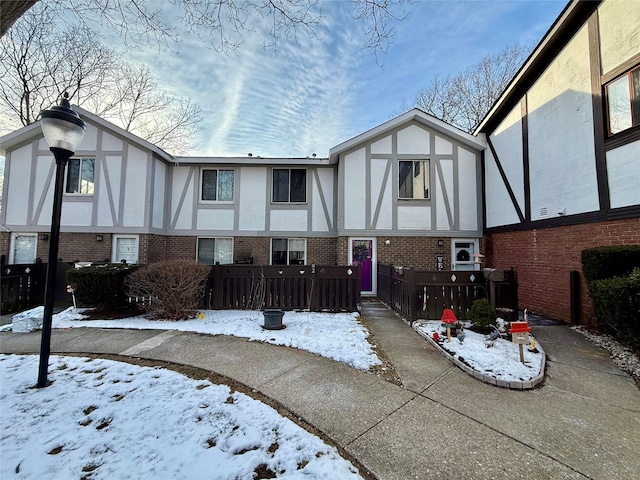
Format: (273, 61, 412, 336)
(377, 264, 518, 322)
(203, 264, 360, 312)
(1, 264, 43, 314)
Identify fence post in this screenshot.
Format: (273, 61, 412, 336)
(406, 267, 417, 322)
(212, 264, 223, 310)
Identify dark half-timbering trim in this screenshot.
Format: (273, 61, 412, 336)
(484, 204, 640, 234)
(521, 97, 531, 221)
(481, 149, 487, 231)
(487, 137, 525, 223)
(588, 11, 610, 212)
(605, 124, 640, 151)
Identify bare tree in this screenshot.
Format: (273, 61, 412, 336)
(0, 5, 201, 154)
(410, 43, 531, 133)
(1, 0, 409, 55)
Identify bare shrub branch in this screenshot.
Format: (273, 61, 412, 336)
(126, 260, 211, 320)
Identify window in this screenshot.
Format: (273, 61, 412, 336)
(273, 168, 306, 203)
(112, 235, 138, 264)
(9, 233, 37, 264)
(452, 239, 480, 271)
(606, 65, 640, 135)
(201, 169, 234, 201)
(398, 160, 429, 199)
(66, 158, 94, 194)
(197, 238, 233, 265)
(271, 238, 306, 265)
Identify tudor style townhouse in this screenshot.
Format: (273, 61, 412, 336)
(1, 0, 638, 323)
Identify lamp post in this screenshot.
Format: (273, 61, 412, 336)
(37, 93, 86, 388)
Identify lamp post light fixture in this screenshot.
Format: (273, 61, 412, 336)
(37, 93, 86, 388)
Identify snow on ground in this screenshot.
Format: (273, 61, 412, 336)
(51, 308, 381, 371)
(414, 321, 545, 382)
(0, 354, 364, 480)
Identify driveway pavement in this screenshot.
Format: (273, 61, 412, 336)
(1, 301, 639, 479)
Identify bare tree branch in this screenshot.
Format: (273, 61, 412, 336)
(410, 42, 531, 133)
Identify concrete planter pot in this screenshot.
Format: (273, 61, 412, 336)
(262, 310, 286, 330)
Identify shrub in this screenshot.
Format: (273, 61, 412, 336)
(67, 264, 140, 310)
(581, 246, 640, 282)
(465, 298, 497, 333)
(126, 260, 211, 320)
(588, 268, 640, 350)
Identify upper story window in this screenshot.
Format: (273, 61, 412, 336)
(606, 65, 640, 136)
(66, 158, 94, 194)
(273, 168, 306, 203)
(201, 169, 234, 202)
(398, 160, 429, 199)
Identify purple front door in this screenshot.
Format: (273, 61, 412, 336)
(351, 239, 373, 293)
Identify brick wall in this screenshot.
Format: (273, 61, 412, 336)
(306, 237, 337, 265)
(486, 217, 640, 324)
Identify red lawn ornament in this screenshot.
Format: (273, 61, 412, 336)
(441, 309, 457, 342)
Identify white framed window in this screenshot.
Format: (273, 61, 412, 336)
(398, 160, 430, 199)
(272, 168, 306, 203)
(201, 168, 234, 202)
(112, 235, 139, 264)
(66, 158, 95, 194)
(271, 238, 306, 265)
(9, 233, 37, 264)
(451, 239, 480, 271)
(197, 237, 233, 265)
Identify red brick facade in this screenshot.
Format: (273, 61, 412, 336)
(486, 218, 640, 323)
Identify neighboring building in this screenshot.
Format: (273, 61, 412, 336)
(0, 108, 484, 296)
(476, 0, 640, 323)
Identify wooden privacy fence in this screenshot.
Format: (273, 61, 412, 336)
(377, 264, 518, 322)
(1, 262, 74, 314)
(202, 264, 361, 312)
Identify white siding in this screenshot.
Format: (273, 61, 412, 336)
(435, 136, 453, 154)
(371, 135, 392, 154)
(32, 155, 54, 225)
(97, 155, 123, 227)
(343, 149, 366, 229)
(312, 169, 333, 232)
(61, 202, 93, 226)
(371, 158, 392, 229)
(436, 159, 454, 230)
(607, 141, 640, 208)
(527, 25, 599, 220)
(171, 166, 194, 230)
(102, 131, 123, 151)
(238, 167, 266, 230)
(77, 123, 98, 151)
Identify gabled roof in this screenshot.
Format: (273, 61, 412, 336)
(329, 109, 486, 162)
(173, 156, 331, 166)
(474, 0, 601, 134)
(0, 106, 174, 162)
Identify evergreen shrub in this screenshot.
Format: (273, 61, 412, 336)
(466, 297, 497, 333)
(67, 263, 140, 310)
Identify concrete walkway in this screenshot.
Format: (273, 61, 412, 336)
(1, 301, 639, 480)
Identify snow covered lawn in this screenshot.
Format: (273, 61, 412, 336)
(0, 354, 364, 480)
(414, 320, 545, 385)
(51, 308, 381, 371)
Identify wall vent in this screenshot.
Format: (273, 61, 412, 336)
(540, 207, 548, 217)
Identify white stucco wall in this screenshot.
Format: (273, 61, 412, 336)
(5, 144, 33, 225)
(238, 166, 266, 230)
(311, 168, 334, 232)
(607, 141, 640, 208)
(598, 0, 640, 74)
(484, 148, 520, 228)
(489, 104, 525, 215)
(32, 155, 54, 226)
(527, 25, 599, 220)
(171, 166, 194, 230)
(61, 202, 93, 226)
(436, 159, 454, 230)
(197, 209, 234, 230)
(152, 160, 166, 229)
(102, 131, 123, 151)
(397, 125, 430, 154)
(435, 136, 453, 155)
(97, 155, 123, 227)
(343, 149, 366, 229)
(122, 146, 148, 226)
(370, 158, 391, 229)
(270, 210, 307, 231)
(371, 135, 392, 154)
(458, 147, 478, 231)
(397, 205, 430, 230)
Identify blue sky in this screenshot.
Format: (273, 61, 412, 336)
(138, 0, 568, 158)
(3, 0, 568, 162)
